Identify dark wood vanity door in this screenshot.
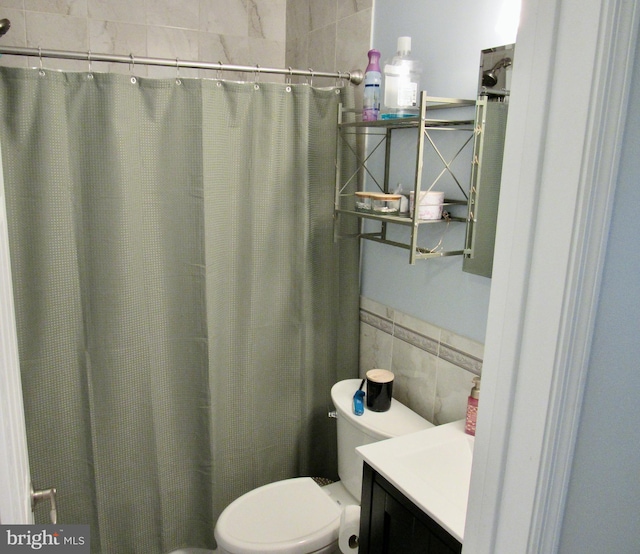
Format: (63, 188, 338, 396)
(359, 462, 462, 554)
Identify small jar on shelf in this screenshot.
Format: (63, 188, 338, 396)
(355, 191, 373, 212)
(371, 193, 402, 215)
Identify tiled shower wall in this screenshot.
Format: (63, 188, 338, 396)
(360, 296, 483, 425)
(0, 0, 288, 78)
(0, 0, 371, 86)
(285, 0, 372, 88)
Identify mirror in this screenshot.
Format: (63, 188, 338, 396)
(463, 43, 515, 278)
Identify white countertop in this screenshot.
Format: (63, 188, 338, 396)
(356, 419, 474, 542)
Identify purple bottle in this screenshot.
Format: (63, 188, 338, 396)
(362, 49, 382, 121)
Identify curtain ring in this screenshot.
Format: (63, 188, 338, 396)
(38, 46, 45, 76)
(87, 50, 94, 79)
(307, 68, 314, 86)
(286, 66, 293, 85)
(175, 57, 182, 85)
(129, 53, 137, 83)
(335, 71, 344, 88)
(216, 61, 223, 81)
(254, 64, 260, 84)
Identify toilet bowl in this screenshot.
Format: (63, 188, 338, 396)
(213, 379, 433, 554)
(215, 478, 348, 554)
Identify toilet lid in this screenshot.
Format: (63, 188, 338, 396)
(214, 478, 341, 554)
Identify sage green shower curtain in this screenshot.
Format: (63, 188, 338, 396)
(0, 66, 359, 553)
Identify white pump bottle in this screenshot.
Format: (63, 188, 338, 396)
(383, 36, 422, 118)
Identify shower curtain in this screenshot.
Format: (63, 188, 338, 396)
(0, 66, 359, 553)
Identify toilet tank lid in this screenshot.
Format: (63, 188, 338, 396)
(331, 379, 433, 439)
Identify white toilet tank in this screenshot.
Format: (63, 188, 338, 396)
(330, 379, 433, 501)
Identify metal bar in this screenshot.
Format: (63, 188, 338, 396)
(0, 45, 364, 85)
(464, 98, 486, 258)
(414, 248, 465, 259)
(340, 118, 475, 130)
(338, 131, 388, 193)
(334, 102, 344, 244)
(359, 234, 464, 260)
(334, 208, 466, 224)
(423, 129, 474, 198)
(409, 92, 429, 263)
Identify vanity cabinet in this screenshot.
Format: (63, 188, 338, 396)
(359, 462, 462, 554)
(334, 93, 475, 264)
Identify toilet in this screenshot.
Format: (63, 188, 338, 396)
(213, 378, 433, 554)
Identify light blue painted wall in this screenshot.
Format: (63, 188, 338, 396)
(362, 0, 518, 343)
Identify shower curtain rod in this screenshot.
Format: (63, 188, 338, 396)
(0, 45, 364, 85)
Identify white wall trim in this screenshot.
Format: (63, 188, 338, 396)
(463, 0, 640, 552)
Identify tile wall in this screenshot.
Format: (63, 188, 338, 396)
(360, 296, 484, 425)
(0, 1, 372, 85)
(285, 0, 372, 89)
(0, 0, 287, 79)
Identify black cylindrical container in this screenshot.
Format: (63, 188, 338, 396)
(366, 369, 394, 412)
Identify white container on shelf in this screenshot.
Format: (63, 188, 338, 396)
(410, 190, 444, 220)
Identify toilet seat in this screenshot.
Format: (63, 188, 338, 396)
(214, 477, 342, 554)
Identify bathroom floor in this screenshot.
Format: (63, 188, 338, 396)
(169, 548, 217, 554)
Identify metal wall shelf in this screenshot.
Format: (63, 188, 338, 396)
(334, 93, 475, 264)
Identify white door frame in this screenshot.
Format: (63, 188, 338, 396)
(0, 140, 33, 524)
(464, 0, 639, 552)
